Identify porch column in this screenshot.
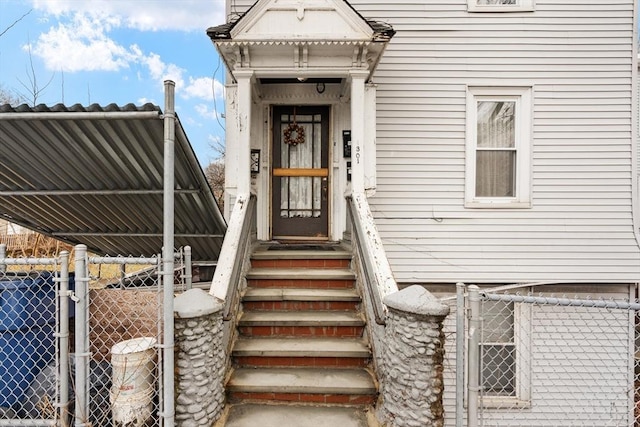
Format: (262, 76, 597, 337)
(235, 70, 254, 196)
(350, 70, 369, 193)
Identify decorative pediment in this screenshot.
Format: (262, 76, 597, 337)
(231, 0, 374, 42)
(207, 0, 394, 81)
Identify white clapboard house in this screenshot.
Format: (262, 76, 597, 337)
(206, 0, 640, 425)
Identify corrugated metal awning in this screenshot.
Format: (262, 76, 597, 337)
(0, 102, 226, 261)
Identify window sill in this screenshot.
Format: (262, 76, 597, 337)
(480, 397, 531, 409)
(467, 0, 535, 13)
(465, 200, 532, 209)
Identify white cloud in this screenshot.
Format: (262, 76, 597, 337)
(31, 0, 225, 32)
(29, 13, 136, 72)
(25, 0, 226, 108)
(141, 52, 186, 89)
(184, 77, 225, 100)
(30, 11, 190, 90)
(194, 103, 223, 120)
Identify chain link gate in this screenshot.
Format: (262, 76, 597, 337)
(458, 284, 638, 427)
(75, 247, 188, 427)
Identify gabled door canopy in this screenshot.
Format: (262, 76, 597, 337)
(207, 0, 395, 82)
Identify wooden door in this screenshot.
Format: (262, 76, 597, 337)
(272, 106, 330, 239)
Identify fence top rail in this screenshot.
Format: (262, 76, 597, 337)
(440, 281, 587, 302)
(89, 256, 158, 265)
(0, 257, 59, 266)
(482, 292, 640, 311)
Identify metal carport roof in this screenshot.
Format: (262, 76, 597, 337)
(0, 102, 226, 261)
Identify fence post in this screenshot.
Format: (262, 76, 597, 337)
(58, 251, 70, 426)
(162, 79, 176, 427)
(74, 244, 90, 427)
(0, 243, 6, 273)
(467, 285, 481, 427)
(184, 246, 192, 290)
(456, 283, 465, 427)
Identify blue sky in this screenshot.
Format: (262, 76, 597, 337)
(0, 0, 227, 166)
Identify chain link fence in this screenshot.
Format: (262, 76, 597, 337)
(0, 251, 69, 426)
(452, 284, 638, 427)
(0, 245, 189, 427)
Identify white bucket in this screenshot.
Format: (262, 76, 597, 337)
(110, 387, 153, 427)
(110, 337, 157, 399)
(110, 337, 157, 426)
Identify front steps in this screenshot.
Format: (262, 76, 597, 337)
(223, 244, 377, 427)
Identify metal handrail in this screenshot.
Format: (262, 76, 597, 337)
(222, 194, 256, 321)
(347, 195, 387, 325)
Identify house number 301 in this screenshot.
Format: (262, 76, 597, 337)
(356, 146, 361, 164)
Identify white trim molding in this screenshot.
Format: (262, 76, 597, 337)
(468, 0, 535, 13)
(465, 86, 533, 209)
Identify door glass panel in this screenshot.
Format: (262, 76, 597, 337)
(279, 113, 322, 218)
(280, 177, 322, 218)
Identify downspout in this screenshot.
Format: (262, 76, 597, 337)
(162, 80, 176, 427)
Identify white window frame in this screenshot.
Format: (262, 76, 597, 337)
(468, 0, 535, 13)
(478, 300, 532, 408)
(465, 86, 532, 209)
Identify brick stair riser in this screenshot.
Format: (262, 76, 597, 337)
(251, 259, 350, 269)
(243, 300, 359, 311)
(234, 356, 370, 368)
(247, 279, 354, 289)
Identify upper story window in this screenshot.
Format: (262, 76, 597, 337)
(465, 86, 532, 208)
(468, 0, 535, 12)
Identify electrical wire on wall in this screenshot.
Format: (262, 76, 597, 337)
(212, 54, 225, 132)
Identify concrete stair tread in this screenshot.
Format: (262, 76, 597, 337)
(227, 367, 376, 394)
(247, 268, 355, 280)
(224, 404, 369, 427)
(239, 311, 364, 326)
(233, 337, 370, 357)
(243, 288, 360, 302)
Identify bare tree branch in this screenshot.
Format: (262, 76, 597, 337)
(16, 37, 56, 106)
(0, 9, 32, 38)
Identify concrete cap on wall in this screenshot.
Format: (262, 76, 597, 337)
(174, 288, 223, 319)
(383, 285, 450, 317)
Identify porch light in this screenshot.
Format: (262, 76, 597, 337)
(316, 82, 326, 94)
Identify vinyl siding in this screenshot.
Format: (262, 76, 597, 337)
(350, 0, 640, 283)
(224, 0, 640, 283)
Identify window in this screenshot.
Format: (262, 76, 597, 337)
(479, 299, 531, 405)
(465, 86, 532, 208)
(468, 0, 535, 12)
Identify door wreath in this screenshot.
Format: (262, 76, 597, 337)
(283, 108, 305, 146)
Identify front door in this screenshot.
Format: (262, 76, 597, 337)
(272, 105, 330, 240)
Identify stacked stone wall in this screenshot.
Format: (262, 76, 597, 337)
(174, 289, 225, 427)
(379, 285, 449, 427)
